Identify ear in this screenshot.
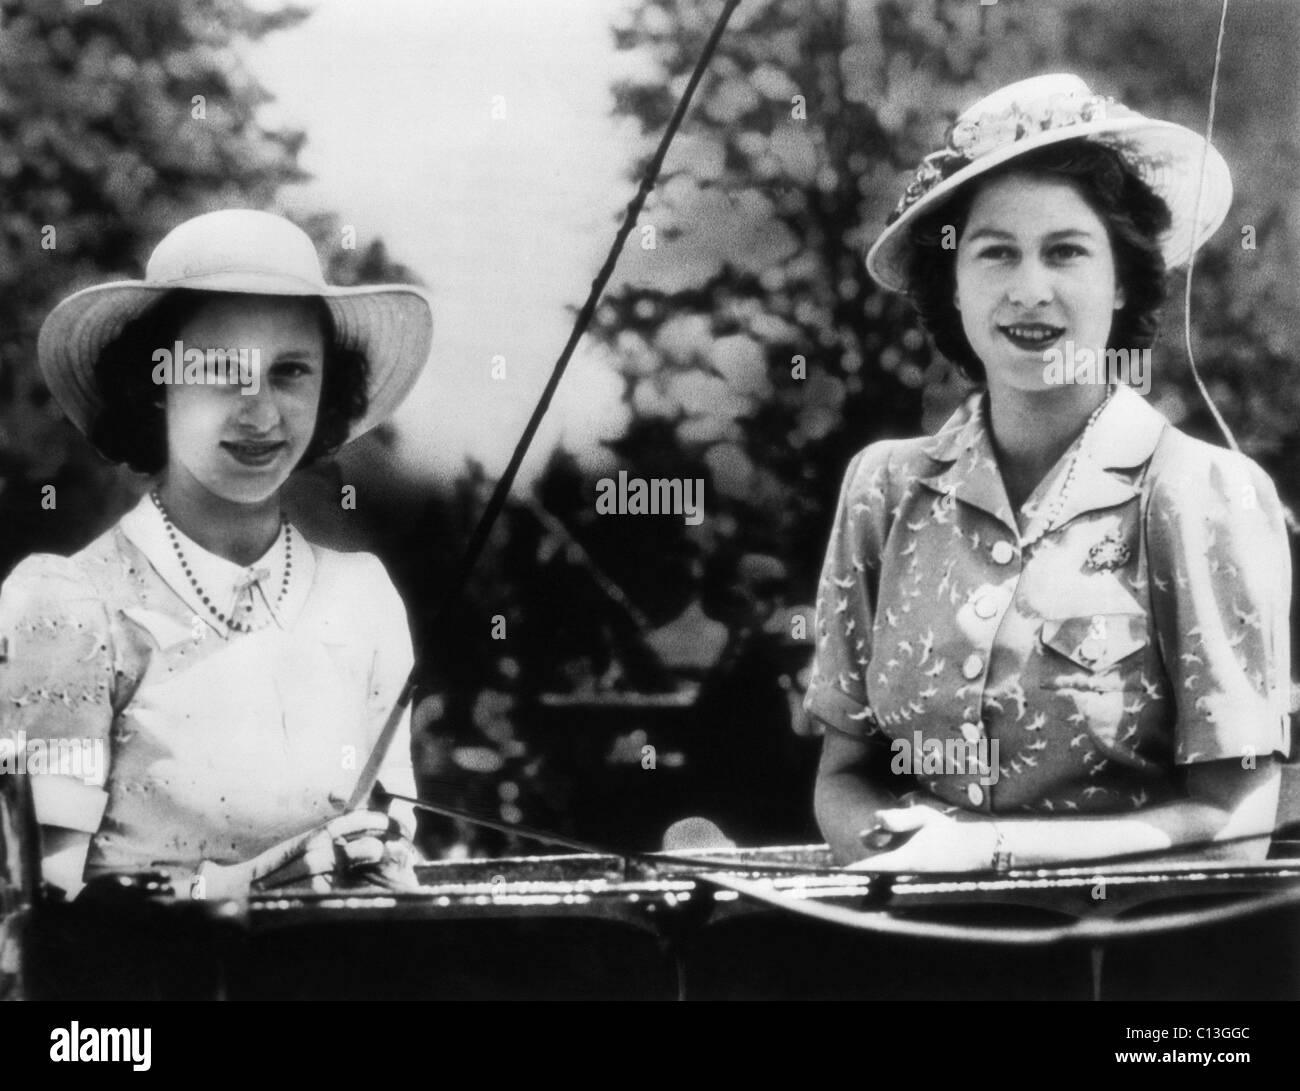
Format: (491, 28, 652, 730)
(952, 289, 960, 311)
(1113, 285, 1126, 310)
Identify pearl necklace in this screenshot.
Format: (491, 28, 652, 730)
(151, 491, 292, 633)
(1016, 386, 1113, 554)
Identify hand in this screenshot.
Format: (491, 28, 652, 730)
(194, 811, 418, 897)
(845, 804, 996, 873)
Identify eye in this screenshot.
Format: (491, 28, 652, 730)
(271, 360, 314, 380)
(976, 244, 1015, 260)
(1048, 243, 1088, 260)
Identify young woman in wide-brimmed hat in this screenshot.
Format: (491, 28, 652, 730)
(807, 74, 1291, 871)
(0, 209, 433, 898)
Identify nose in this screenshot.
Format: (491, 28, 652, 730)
(1006, 257, 1054, 309)
(234, 388, 280, 433)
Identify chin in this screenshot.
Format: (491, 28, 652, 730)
(984, 360, 1055, 394)
(214, 484, 283, 506)
(195, 468, 291, 506)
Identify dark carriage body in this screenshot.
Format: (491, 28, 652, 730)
(15, 841, 1300, 1001)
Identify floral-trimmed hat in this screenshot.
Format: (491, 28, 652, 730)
(865, 73, 1233, 293)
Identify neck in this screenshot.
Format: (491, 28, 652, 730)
(156, 473, 282, 567)
(986, 382, 1111, 508)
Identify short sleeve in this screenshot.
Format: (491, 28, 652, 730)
(1146, 444, 1292, 765)
(360, 556, 418, 837)
(803, 443, 897, 739)
(0, 555, 114, 831)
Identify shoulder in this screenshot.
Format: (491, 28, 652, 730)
(303, 539, 407, 612)
(0, 513, 152, 622)
(1, 551, 102, 614)
(837, 434, 942, 501)
(0, 547, 121, 660)
(1148, 425, 1282, 512)
(837, 392, 979, 502)
(306, 540, 394, 581)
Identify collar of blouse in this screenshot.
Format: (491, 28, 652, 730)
(916, 384, 1168, 539)
(118, 494, 316, 640)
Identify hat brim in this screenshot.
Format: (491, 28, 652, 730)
(865, 117, 1233, 293)
(37, 279, 433, 447)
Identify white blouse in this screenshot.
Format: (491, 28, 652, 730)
(0, 494, 417, 875)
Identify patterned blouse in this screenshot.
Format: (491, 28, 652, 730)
(0, 494, 417, 875)
(804, 385, 1292, 815)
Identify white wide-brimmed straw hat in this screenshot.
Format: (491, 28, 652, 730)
(38, 209, 434, 443)
(865, 73, 1233, 293)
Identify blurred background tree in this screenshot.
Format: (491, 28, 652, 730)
(2, 0, 1296, 858)
(1, 0, 312, 568)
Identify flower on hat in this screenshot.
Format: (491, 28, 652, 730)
(887, 90, 1125, 224)
(865, 73, 1234, 294)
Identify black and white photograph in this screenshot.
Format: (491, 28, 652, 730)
(0, 0, 1297, 1039)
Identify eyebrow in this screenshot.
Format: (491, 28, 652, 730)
(965, 227, 1099, 244)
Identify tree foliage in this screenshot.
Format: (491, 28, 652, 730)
(583, 0, 1300, 683)
(0, 0, 426, 570)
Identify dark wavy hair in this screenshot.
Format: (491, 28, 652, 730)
(905, 141, 1174, 382)
(89, 290, 369, 474)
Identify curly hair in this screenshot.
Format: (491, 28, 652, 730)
(89, 291, 369, 474)
(905, 141, 1174, 383)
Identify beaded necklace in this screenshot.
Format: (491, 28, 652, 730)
(1016, 385, 1113, 554)
(151, 490, 292, 633)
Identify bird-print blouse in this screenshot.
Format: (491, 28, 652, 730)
(804, 385, 1292, 815)
(0, 494, 417, 875)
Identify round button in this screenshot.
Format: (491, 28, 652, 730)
(974, 595, 999, 619)
(962, 654, 983, 680)
(1079, 638, 1104, 663)
(959, 721, 981, 743)
(967, 783, 984, 806)
(991, 540, 1016, 565)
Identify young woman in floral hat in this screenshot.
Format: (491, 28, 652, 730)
(807, 75, 1290, 871)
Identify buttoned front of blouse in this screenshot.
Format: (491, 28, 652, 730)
(805, 386, 1291, 816)
(0, 495, 417, 873)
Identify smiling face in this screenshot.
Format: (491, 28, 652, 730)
(953, 172, 1125, 394)
(162, 295, 325, 505)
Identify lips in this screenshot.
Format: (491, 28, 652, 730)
(999, 323, 1065, 352)
(221, 440, 286, 467)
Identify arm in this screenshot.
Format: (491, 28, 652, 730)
(815, 728, 903, 864)
(997, 758, 1280, 865)
(853, 757, 1280, 871)
(0, 556, 115, 899)
(36, 809, 106, 897)
(805, 443, 909, 860)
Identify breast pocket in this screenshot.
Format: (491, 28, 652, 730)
(1039, 612, 1152, 763)
(1040, 613, 1148, 674)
